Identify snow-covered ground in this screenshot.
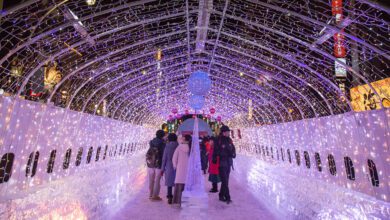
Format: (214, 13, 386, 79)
(112, 170, 275, 220)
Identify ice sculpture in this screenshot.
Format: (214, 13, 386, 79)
(183, 117, 206, 195)
(181, 117, 208, 218)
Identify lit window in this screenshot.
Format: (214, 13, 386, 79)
(328, 154, 337, 176)
(304, 151, 310, 169)
(86, 147, 93, 164)
(367, 159, 379, 187)
(47, 150, 57, 173)
(95, 146, 101, 161)
(63, 148, 72, 169)
(315, 152, 322, 172)
(287, 149, 292, 163)
(344, 157, 355, 180)
(75, 147, 83, 166)
(0, 153, 15, 183)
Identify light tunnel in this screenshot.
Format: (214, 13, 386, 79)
(0, 0, 389, 219)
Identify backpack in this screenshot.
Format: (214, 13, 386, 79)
(146, 147, 159, 168)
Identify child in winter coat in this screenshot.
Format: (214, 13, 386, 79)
(207, 137, 220, 192)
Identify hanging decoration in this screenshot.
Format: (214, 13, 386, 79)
(188, 70, 211, 96)
(333, 32, 346, 58)
(332, 0, 347, 97)
(210, 107, 216, 114)
(189, 95, 205, 111)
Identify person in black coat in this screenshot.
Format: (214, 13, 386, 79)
(147, 130, 166, 200)
(212, 125, 236, 204)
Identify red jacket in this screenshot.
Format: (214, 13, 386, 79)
(207, 143, 220, 174)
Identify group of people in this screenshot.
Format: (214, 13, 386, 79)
(145, 125, 236, 208)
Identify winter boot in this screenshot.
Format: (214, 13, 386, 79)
(210, 183, 218, 193)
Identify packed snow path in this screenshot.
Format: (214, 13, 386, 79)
(112, 172, 275, 220)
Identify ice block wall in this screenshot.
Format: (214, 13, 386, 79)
(235, 108, 390, 219)
(0, 96, 152, 219)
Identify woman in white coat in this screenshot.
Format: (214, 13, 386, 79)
(172, 134, 192, 206)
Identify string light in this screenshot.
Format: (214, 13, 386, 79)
(0, 1, 388, 217)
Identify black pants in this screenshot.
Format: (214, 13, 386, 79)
(167, 186, 173, 198)
(219, 166, 231, 200)
(173, 183, 185, 205)
(212, 182, 218, 191)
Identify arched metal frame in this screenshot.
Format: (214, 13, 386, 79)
(0, 0, 388, 127)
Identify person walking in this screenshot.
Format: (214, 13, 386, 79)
(207, 137, 220, 193)
(161, 133, 179, 204)
(213, 125, 236, 204)
(146, 130, 166, 201)
(172, 134, 192, 207)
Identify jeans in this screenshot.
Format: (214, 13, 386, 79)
(148, 168, 161, 198)
(219, 166, 231, 200)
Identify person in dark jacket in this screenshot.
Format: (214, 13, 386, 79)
(212, 125, 236, 204)
(148, 130, 166, 201)
(161, 133, 179, 204)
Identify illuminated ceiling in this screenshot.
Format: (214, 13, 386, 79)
(0, 0, 388, 126)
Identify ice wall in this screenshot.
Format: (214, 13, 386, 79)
(0, 96, 152, 219)
(235, 109, 390, 219)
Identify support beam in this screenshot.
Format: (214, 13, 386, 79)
(195, 0, 212, 53)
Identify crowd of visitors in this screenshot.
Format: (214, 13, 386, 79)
(146, 125, 236, 208)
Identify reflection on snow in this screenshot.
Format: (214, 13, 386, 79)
(0, 153, 146, 220)
(234, 155, 390, 219)
(38, 202, 87, 220)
